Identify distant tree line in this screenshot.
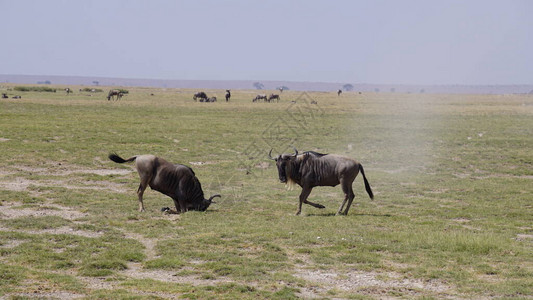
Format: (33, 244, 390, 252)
(343, 84, 354, 91)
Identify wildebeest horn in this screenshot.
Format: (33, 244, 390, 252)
(207, 194, 221, 203)
(292, 147, 298, 157)
(268, 149, 276, 160)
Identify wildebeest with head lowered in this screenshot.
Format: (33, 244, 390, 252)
(193, 92, 208, 101)
(269, 148, 373, 216)
(253, 94, 268, 102)
(107, 89, 123, 101)
(109, 153, 220, 213)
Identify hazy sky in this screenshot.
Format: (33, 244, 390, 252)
(2, 0, 531, 85)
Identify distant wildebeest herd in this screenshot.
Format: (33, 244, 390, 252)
(193, 90, 232, 102)
(109, 148, 373, 216)
(193, 91, 281, 103)
(253, 93, 280, 102)
(10, 87, 343, 103)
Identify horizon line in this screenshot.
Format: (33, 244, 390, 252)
(1, 74, 532, 87)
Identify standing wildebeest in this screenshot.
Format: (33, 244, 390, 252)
(337, 89, 342, 96)
(225, 90, 231, 102)
(65, 88, 71, 95)
(107, 89, 123, 101)
(268, 94, 280, 102)
(269, 148, 373, 216)
(109, 153, 220, 213)
(193, 92, 208, 101)
(253, 94, 268, 102)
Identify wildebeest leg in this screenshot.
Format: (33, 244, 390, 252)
(175, 190, 188, 213)
(342, 181, 356, 215)
(297, 187, 325, 215)
(136, 171, 153, 212)
(336, 178, 351, 215)
(137, 183, 147, 212)
(337, 197, 348, 216)
(304, 199, 325, 209)
(172, 199, 182, 214)
(177, 198, 188, 213)
(296, 187, 312, 215)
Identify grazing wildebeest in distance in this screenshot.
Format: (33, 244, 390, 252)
(337, 89, 342, 96)
(225, 90, 231, 102)
(193, 92, 208, 101)
(253, 94, 268, 102)
(107, 89, 123, 101)
(269, 148, 373, 216)
(268, 94, 280, 102)
(108, 153, 220, 213)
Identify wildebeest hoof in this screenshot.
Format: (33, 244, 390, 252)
(161, 207, 171, 213)
(317, 204, 326, 209)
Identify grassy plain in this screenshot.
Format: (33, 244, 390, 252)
(0, 85, 532, 299)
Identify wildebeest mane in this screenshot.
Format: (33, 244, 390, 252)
(303, 151, 327, 157)
(287, 151, 327, 182)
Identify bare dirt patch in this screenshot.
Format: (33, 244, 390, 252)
(0, 202, 103, 238)
(515, 234, 533, 242)
(0, 202, 88, 220)
(1, 162, 132, 195)
(0, 239, 24, 249)
(13, 164, 132, 177)
(0, 225, 103, 238)
(6, 292, 84, 300)
(122, 231, 159, 259)
(117, 229, 240, 287)
(1, 176, 128, 194)
(294, 267, 453, 298)
(120, 262, 235, 286)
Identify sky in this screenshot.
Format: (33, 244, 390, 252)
(1, 0, 531, 85)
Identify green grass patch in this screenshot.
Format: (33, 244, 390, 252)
(0, 88, 531, 298)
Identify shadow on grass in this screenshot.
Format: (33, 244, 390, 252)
(306, 212, 392, 217)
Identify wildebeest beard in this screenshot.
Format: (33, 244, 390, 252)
(282, 156, 304, 190)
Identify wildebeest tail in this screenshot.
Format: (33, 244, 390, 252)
(359, 164, 374, 200)
(108, 153, 137, 164)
